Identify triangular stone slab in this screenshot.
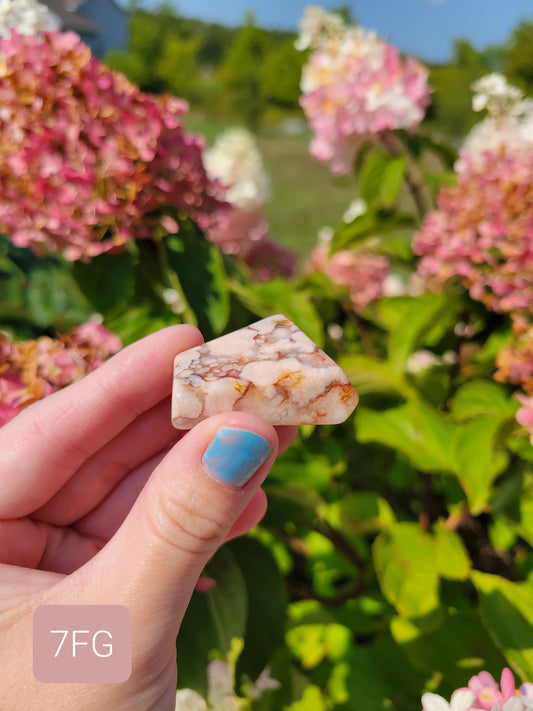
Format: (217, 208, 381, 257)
(172, 314, 358, 428)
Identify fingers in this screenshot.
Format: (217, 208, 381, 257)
(61, 425, 298, 540)
(0, 325, 203, 518)
(55, 412, 279, 662)
(33, 398, 179, 525)
(226, 488, 268, 540)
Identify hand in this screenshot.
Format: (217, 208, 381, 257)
(0, 325, 297, 710)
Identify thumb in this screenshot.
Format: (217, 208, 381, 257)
(64, 412, 277, 652)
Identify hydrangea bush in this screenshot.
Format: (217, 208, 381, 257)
(0, 320, 121, 425)
(1, 6, 533, 711)
(0, 29, 224, 260)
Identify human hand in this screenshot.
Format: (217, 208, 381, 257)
(0, 325, 297, 710)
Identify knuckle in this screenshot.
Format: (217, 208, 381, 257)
(147, 483, 228, 557)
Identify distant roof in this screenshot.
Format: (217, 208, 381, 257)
(42, 0, 98, 35)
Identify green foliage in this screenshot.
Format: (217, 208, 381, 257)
(473, 572, 533, 679)
(219, 21, 271, 128)
(154, 35, 201, 100)
(0, 235, 91, 337)
(103, 6, 304, 127)
(259, 38, 304, 108)
(503, 21, 533, 93)
(5, 15, 533, 710)
(427, 39, 493, 138)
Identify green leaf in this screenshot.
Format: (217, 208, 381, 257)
(177, 547, 247, 694)
(517, 493, 533, 547)
(400, 131, 458, 168)
(286, 623, 351, 668)
(451, 380, 518, 420)
(230, 538, 288, 681)
(472, 571, 533, 679)
(0, 240, 90, 333)
(286, 684, 328, 711)
(331, 210, 414, 252)
(374, 293, 452, 371)
(338, 354, 410, 397)
(166, 234, 229, 339)
(452, 418, 510, 514)
(328, 646, 393, 710)
(71, 250, 136, 314)
(356, 399, 457, 473)
(104, 304, 175, 345)
(373, 522, 440, 619)
(358, 152, 406, 209)
(334, 492, 396, 535)
(204, 547, 248, 654)
(26, 265, 91, 329)
(391, 609, 507, 689)
(433, 520, 471, 580)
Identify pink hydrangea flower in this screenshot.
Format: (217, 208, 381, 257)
(468, 668, 522, 710)
(0, 30, 224, 260)
(413, 150, 533, 316)
(0, 322, 122, 424)
(207, 204, 269, 256)
(296, 9, 431, 174)
(515, 394, 533, 444)
(307, 243, 390, 312)
(241, 237, 296, 282)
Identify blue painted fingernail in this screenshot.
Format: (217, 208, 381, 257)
(203, 427, 273, 487)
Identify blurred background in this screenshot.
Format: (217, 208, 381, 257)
(70, 0, 533, 259)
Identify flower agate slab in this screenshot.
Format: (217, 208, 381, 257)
(172, 314, 358, 428)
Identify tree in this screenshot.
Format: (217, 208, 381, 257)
(155, 36, 200, 101)
(428, 39, 492, 138)
(260, 37, 304, 110)
(219, 18, 270, 128)
(503, 21, 533, 93)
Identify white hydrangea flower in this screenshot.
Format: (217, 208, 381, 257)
(294, 5, 345, 51)
(406, 350, 441, 374)
(317, 225, 334, 243)
(175, 688, 208, 711)
(342, 198, 366, 223)
(207, 660, 235, 708)
(503, 699, 528, 711)
(204, 128, 270, 210)
(382, 273, 405, 297)
(460, 75, 533, 168)
(471, 73, 522, 117)
(422, 688, 476, 711)
(0, 0, 61, 37)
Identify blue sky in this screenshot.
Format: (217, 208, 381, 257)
(160, 0, 533, 63)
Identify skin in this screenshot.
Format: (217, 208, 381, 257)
(0, 325, 297, 710)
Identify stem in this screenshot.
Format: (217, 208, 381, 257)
(418, 471, 437, 532)
(313, 520, 367, 572)
(348, 310, 378, 358)
(380, 133, 433, 220)
(286, 580, 365, 607)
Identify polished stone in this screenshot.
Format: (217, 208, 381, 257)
(172, 314, 358, 428)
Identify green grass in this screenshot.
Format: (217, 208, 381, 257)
(258, 136, 355, 261)
(183, 111, 356, 262)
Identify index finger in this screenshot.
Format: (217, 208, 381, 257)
(0, 324, 203, 518)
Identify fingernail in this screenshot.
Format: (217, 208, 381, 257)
(203, 427, 273, 487)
